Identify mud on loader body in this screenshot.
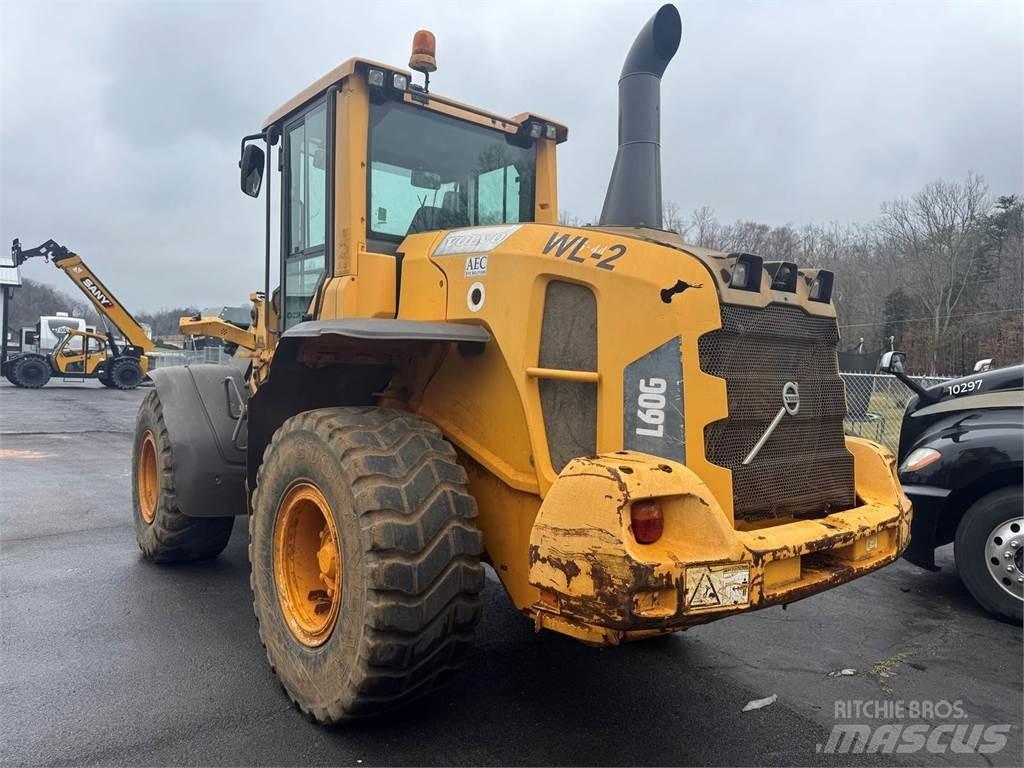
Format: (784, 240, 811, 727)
(132, 5, 911, 721)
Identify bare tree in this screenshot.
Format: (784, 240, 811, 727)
(878, 172, 989, 372)
(662, 200, 684, 234)
(558, 210, 587, 227)
(686, 205, 720, 248)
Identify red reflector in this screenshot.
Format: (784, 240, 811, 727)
(631, 499, 663, 544)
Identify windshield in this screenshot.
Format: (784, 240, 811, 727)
(368, 99, 536, 240)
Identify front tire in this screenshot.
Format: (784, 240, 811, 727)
(954, 487, 1023, 624)
(250, 407, 484, 722)
(132, 390, 234, 562)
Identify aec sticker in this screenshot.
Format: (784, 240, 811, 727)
(464, 254, 488, 277)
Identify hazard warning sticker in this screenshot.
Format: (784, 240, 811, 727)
(684, 563, 750, 612)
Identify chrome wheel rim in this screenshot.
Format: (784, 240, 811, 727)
(985, 517, 1023, 601)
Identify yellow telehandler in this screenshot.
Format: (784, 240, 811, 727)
(132, 5, 911, 722)
(3, 239, 154, 389)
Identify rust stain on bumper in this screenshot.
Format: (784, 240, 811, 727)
(527, 444, 911, 645)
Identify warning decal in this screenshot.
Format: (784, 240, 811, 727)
(689, 573, 720, 607)
(684, 563, 750, 612)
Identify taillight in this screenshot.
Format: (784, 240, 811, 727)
(631, 499, 664, 544)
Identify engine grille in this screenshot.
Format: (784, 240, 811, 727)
(699, 304, 855, 521)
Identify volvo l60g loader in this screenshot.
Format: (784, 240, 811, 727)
(132, 6, 911, 722)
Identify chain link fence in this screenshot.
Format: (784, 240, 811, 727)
(147, 347, 235, 370)
(841, 372, 951, 453)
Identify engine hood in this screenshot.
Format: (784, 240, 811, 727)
(909, 363, 1023, 415)
(898, 364, 1024, 460)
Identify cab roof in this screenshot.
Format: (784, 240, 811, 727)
(261, 57, 568, 142)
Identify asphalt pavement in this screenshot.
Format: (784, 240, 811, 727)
(1, 380, 1021, 767)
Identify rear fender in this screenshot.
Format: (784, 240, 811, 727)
(149, 364, 248, 517)
(245, 318, 489, 493)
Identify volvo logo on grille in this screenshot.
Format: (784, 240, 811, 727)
(782, 381, 800, 416)
(743, 381, 801, 465)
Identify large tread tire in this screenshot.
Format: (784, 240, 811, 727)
(9, 355, 51, 388)
(110, 357, 144, 390)
(132, 390, 234, 562)
(954, 487, 1023, 624)
(250, 407, 484, 723)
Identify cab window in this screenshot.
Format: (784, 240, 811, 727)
(283, 102, 328, 328)
(368, 99, 536, 240)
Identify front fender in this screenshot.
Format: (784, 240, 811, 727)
(898, 408, 1022, 569)
(149, 364, 248, 517)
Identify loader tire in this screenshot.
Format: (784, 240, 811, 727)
(250, 407, 484, 722)
(132, 390, 234, 562)
(9, 355, 51, 388)
(109, 357, 144, 390)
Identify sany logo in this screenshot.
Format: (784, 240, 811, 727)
(81, 277, 114, 308)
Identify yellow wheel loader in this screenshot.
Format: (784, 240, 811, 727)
(132, 5, 911, 722)
(3, 239, 154, 389)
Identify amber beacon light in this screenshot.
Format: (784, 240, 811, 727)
(409, 30, 437, 73)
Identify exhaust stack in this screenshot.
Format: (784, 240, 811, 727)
(598, 4, 682, 229)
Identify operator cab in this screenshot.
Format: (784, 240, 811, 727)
(239, 44, 566, 332)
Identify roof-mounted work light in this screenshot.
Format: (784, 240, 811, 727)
(766, 261, 798, 293)
(728, 253, 763, 292)
(808, 270, 834, 303)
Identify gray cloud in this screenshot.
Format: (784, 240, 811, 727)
(2, 0, 1021, 310)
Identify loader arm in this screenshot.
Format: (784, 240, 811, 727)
(180, 315, 258, 351)
(12, 238, 154, 353)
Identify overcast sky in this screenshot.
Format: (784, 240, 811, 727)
(1, 0, 1021, 311)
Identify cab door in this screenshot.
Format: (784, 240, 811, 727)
(281, 100, 329, 329)
(54, 332, 85, 373)
(83, 335, 106, 374)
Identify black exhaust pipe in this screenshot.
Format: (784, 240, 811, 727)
(598, 4, 682, 229)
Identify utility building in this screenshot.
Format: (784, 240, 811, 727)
(0, 246, 23, 365)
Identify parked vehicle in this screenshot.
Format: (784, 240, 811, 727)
(36, 312, 87, 352)
(131, 5, 912, 723)
(1, 239, 154, 389)
(881, 352, 1022, 622)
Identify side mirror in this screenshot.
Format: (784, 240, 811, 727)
(879, 350, 906, 374)
(239, 143, 265, 198)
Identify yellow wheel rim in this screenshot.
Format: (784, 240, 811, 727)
(138, 431, 159, 525)
(273, 482, 342, 647)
